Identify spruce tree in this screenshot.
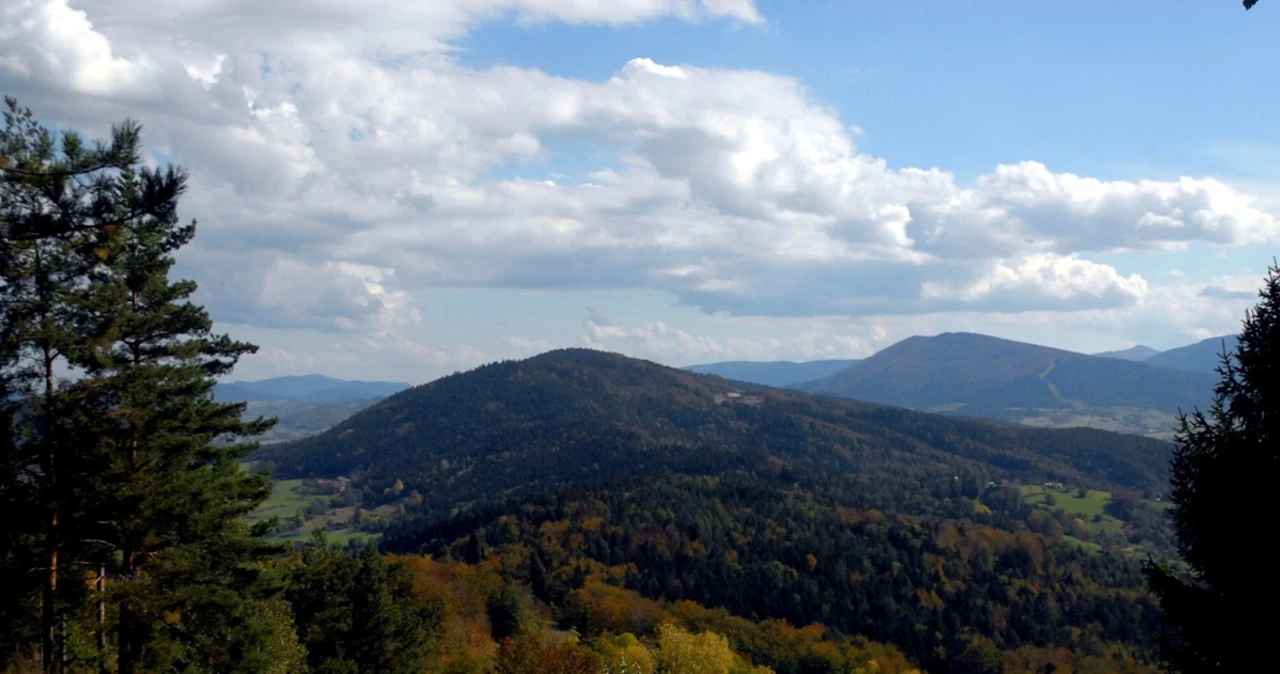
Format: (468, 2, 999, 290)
(1144, 261, 1280, 673)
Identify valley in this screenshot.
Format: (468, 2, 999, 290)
(217, 375, 412, 444)
(247, 478, 390, 547)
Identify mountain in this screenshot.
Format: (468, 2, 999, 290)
(793, 332, 1216, 436)
(1144, 334, 1239, 374)
(683, 359, 859, 387)
(215, 375, 413, 443)
(261, 348, 1178, 672)
(260, 348, 1172, 514)
(1094, 345, 1160, 361)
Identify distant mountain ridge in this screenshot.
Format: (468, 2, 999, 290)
(1143, 335, 1238, 374)
(1094, 345, 1160, 361)
(793, 332, 1216, 436)
(215, 375, 412, 444)
(215, 374, 410, 403)
(684, 359, 859, 387)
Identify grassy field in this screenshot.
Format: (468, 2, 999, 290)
(250, 479, 313, 522)
(248, 478, 380, 546)
(1020, 485, 1125, 534)
(1062, 535, 1102, 552)
(1014, 406, 1180, 440)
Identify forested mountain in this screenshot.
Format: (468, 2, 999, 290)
(1094, 345, 1160, 361)
(684, 359, 859, 387)
(1142, 334, 1238, 374)
(258, 348, 1174, 514)
(252, 348, 1187, 672)
(215, 375, 412, 443)
(793, 332, 1215, 436)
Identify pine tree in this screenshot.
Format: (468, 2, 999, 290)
(2, 97, 288, 673)
(1, 96, 158, 674)
(1143, 261, 1280, 673)
(72, 144, 280, 673)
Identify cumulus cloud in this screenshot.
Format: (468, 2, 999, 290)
(4, 0, 1277, 374)
(0, 0, 153, 95)
(191, 254, 418, 333)
(919, 254, 1148, 311)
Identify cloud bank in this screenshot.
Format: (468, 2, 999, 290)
(3, 0, 1273, 374)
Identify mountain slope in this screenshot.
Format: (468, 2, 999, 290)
(1144, 334, 1239, 374)
(793, 332, 1215, 435)
(684, 359, 859, 387)
(1094, 345, 1160, 361)
(259, 348, 1172, 515)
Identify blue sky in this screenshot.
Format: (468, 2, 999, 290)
(3, 0, 1278, 383)
(460, 1, 1278, 182)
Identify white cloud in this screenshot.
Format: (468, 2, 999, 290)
(4, 0, 1276, 376)
(0, 0, 152, 95)
(919, 254, 1148, 311)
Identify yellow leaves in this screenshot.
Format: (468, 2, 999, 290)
(540, 519, 572, 546)
(936, 521, 961, 549)
(601, 633, 656, 674)
(655, 623, 736, 674)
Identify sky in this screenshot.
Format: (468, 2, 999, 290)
(3, 0, 1279, 384)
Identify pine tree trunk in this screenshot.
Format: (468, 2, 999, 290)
(118, 549, 136, 674)
(117, 289, 143, 674)
(97, 566, 107, 674)
(41, 351, 59, 674)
